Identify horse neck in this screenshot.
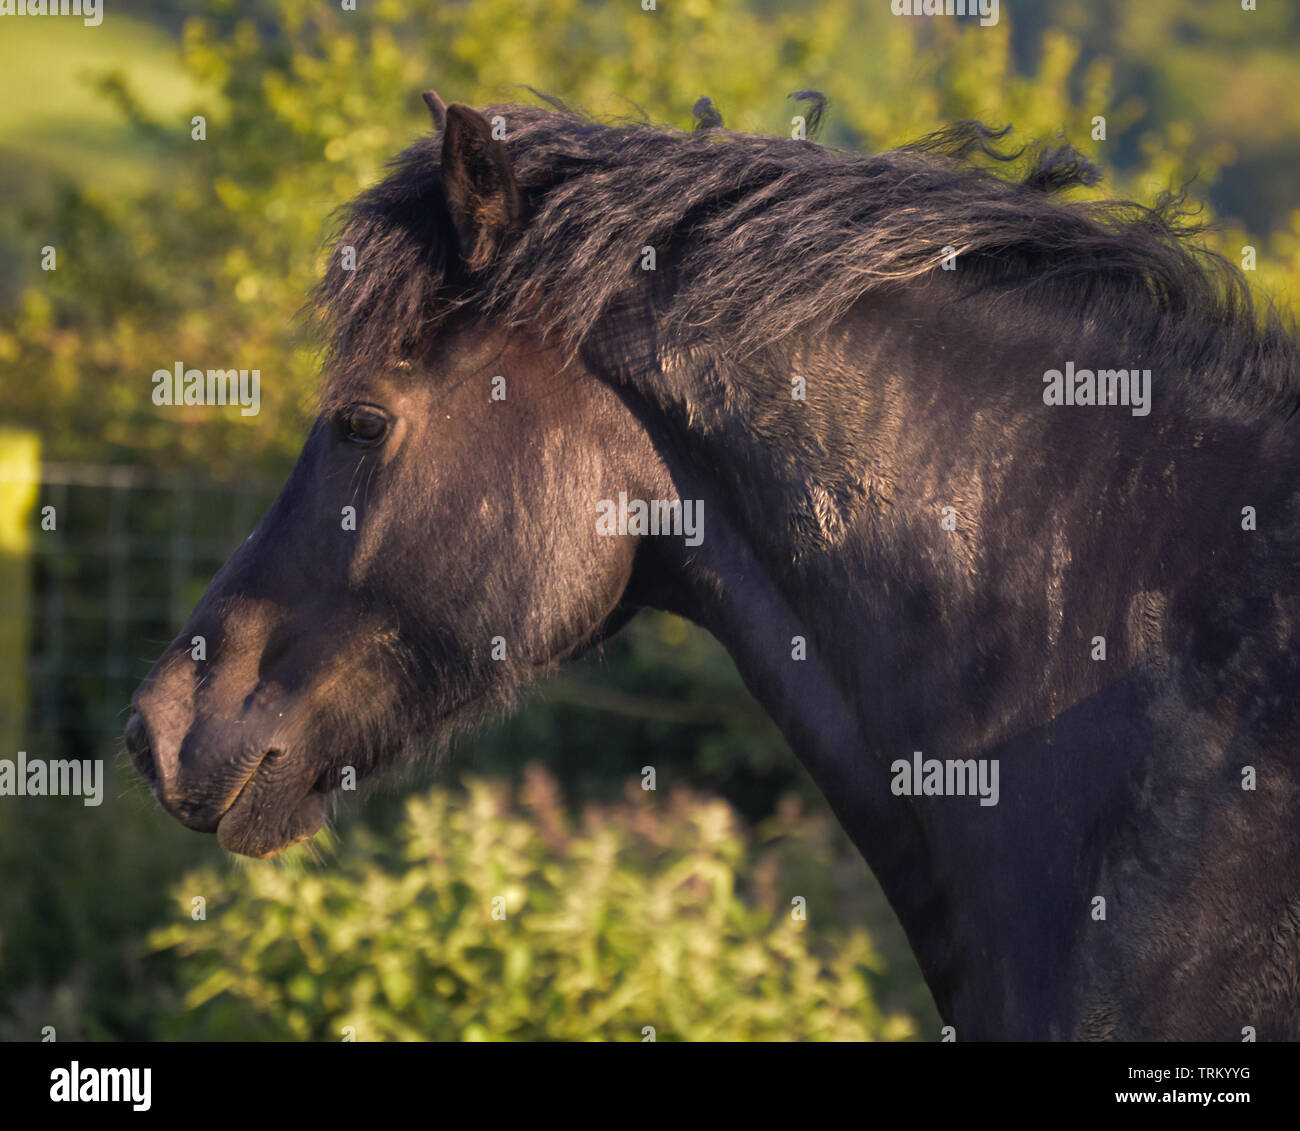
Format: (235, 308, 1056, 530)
(640, 292, 1300, 1037)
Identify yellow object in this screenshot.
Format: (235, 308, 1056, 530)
(0, 428, 40, 755)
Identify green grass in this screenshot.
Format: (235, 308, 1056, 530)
(0, 14, 201, 195)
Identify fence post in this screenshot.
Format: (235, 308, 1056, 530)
(0, 428, 40, 756)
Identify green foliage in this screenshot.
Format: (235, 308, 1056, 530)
(0, 14, 198, 196)
(150, 769, 917, 1041)
(0, 766, 229, 1041)
(6, 0, 1298, 474)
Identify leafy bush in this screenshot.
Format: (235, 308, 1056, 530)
(150, 767, 918, 1041)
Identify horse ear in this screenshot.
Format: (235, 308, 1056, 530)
(421, 90, 447, 131)
(440, 104, 523, 272)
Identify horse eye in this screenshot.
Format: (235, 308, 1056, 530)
(342, 406, 389, 446)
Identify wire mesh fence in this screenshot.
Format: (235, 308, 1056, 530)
(22, 464, 279, 752)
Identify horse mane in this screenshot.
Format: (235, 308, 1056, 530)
(314, 94, 1299, 419)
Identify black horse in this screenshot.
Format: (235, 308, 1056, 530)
(127, 91, 1300, 1040)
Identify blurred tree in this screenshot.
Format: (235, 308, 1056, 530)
(5, 0, 1296, 476)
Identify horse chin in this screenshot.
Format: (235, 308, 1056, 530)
(216, 779, 328, 858)
(210, 686, 497, 857)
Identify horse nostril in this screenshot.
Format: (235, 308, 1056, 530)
(125, 712, 156, 785)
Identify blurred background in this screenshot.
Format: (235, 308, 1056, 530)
(1, 0, 1298, 1040)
